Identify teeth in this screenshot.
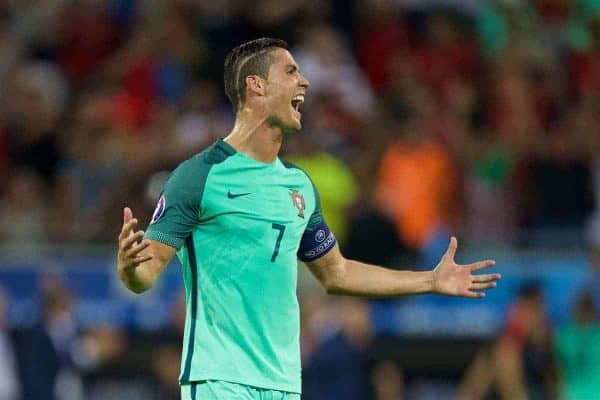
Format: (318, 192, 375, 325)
(292, 94, 304, 112)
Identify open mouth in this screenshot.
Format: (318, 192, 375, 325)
(291, 94, 305, 115)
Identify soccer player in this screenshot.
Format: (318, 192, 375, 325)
(117, 38, 500, 400)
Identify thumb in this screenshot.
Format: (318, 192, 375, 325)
(444, 236, 458, 262)
(124, 207, 133, 223)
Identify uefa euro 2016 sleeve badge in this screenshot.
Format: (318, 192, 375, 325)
(150, 195, 166, 224)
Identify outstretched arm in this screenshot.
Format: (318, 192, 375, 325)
(117, 207, 176, 293)
(305, 237, 499, 298)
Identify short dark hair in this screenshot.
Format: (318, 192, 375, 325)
(224, 38, 288, 112)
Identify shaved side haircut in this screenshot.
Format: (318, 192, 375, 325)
(224, 38, 288, 112)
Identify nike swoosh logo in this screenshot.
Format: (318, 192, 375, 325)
(227, 190, 251, 199)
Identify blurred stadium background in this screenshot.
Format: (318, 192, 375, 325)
(0, 0, 599, 399)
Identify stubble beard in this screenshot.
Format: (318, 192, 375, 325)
(267, 114, 300, 136)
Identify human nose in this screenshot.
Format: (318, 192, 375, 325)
(299, 73, 309, 89)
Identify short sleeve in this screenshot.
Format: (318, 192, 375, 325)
(144, 158, 210, 249)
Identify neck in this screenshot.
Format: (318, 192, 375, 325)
(224, 108, 284, 163)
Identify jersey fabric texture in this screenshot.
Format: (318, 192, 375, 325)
(180, 381, 301, 400)
(144, 139, 335, 393)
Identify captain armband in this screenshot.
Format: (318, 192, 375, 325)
(297, 220, 337, 262)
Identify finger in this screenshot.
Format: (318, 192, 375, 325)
(467, 260, 496, 272)
(443, 236, 458, 261)
(124, 207, 133, 224)
(126, 239, 150, 258)
(132, 254, 153, 264)
(472, 273, 502, 283)
(119, 218, 138, 240)
(122, 254, 153, 271)
(465, 291, 485, 299)
(470, 282, 496, 291)
(121, 230, 144, 250)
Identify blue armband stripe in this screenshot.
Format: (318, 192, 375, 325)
(298, 220, 337, 262)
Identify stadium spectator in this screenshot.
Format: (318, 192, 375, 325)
(0, 287, 21, 400)
(0, 25, 25, 83)
(356, 0, 409, 93)
(58, 0, 118, 83)
(370, 359, 405, 400)
(588, 155, 600, 270)
(149, 291, 186, 400)
(461, 140, 518, 246)
(566, 2, 600, 99)
(302, 298, 373, 400)
(4, 0, 68, 54)
(487, 51, 541, 142)
(413, 13, 480, 98)
(555, 290, 600, 400)
(77, 326, 131, 399)
(374, 108, 459, 254)
(83, 290, 184, 399)
(495, 283, 557, 399)
(0, 167, 48, 245)
(459, 283, 557, 400)
(475, 0, 552, 61)
(294, 24, 375, 117)
(0, 126, 7, 182)
(19, 279, 84, 400)
(150, 345, 180, 400)
(173, 80, 230, 158)
(524, 128, 595, 246)
(343, 206, 411, 269)
(2, 62, 64, 185)
(50, 89, 126, 242)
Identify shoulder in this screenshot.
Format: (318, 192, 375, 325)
(280, 158, 302, 171)
(198, 139, 236, 165)
(281, 158, 313, 184)
(171, 141, 235, 180)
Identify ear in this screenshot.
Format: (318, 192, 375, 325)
(245, 75, 266, 97)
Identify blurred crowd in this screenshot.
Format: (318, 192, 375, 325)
(1, 0, 600, 399)
(0, 0, 598, 256)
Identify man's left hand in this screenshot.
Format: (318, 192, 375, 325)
(432, 237, 500, 298)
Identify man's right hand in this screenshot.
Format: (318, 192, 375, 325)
(117, 207, 152, 278)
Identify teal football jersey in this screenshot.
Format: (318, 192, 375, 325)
(144, 139, 334, 393)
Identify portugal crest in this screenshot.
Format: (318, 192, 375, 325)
(290, 189, 305, 219)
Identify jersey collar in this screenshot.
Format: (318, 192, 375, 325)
(216, 138, 237, 156)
